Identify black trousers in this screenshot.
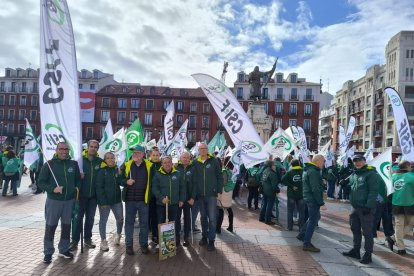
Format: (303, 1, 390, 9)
(350, 208, 375, 254)
(217, 208, 233, 229)
(247, 187, 259, 208)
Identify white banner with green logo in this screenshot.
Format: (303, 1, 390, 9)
(364, 143, 374, 163)
(264, 128, 297, 160)
(338, 125, 346, 155)
(166, 119, 188, 156)
(98, 118, 114, 158)
(24, 119, 40, 167)
(368, 148, 393, 195)
(39, 0, 82, 167)
(106, 128, 127, 166)
(192, 74, 268, 168)
(164, 100, 175, 148)
(385, 87, 414, 161)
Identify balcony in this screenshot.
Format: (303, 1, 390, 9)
(304, 95, 314, 101)
(374, 130, 383, 137)
(304, 112, 312, 117)
(275, 111, 283, 116)
(290, 96, 299, 101)
(145, 105, 154, 111)
(276, 95, 284, 101)
(387, 112, 394, 118)
(387, 129, 394, 134)
(289, 112, 297, 116)
(375, 99, 384, 106)
(117, 119, 126, 124)
(375, 114, 383, 121)
(365, 132, 370, 137)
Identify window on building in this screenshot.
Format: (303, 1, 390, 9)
(304, 104, 312, 115)
(30, 110, 37, 120)
(9, 95, 15, 105)
(117, 111, 126, 124)
(130, 111, 138, 122)
(387, 138, 393, 147)
(94, 71, 99, 79)
(203, 103, 210, 113)
(86, 127, 93, 138)
(0, 95, 4, 105)
(276, 88, 283, 100)
(237, 87, 243, 99)
(0, 82, 4, 92)
(188, 130, 196, 142)
(11, 82, 16, 92)
(118, 98, 127, 108)
(366, 110, 371, 121)
(190, 103, 197, 113)
(18, 124, 25, 134)
(202, 116, 210, 128)
(7, 123, 14, 133)
(276, 74, 283, 83)
(201, 131, 209, 142)
(407, 49, 410, 58)
(6, 69, 10, 77)
(19, 110, 25, 120)
(365, 125, 370, 135)
(131, 98, 139, 108)
(289, 119, 297, 126)
(33, 82, 38, 93)
(8, 109, 15, 120)
(262, 88, 268, 99)
(22, 82, 27, 92)
(290, 88, 298, 100)
(146, 99, 154, 110)
(102, 97, 110, 108)
(176, 115, 184, 126)
(305, 88, 313, 100)
(0, 110, 3, 120)
(290, 74, 297, 83)
(101, 110, 110, 122)
(90, 84, 95, 90)
(365, 141, 370, 149)
(79, 83, 83, 89)
(274, 119, 282, 129)
(304, 119, 311, 131)
(81, 70, 87, 78)
(176, 101, 184, 111)
(263, 103, 268, 113)
(144, 113, 153, 125)
(31, 95, 38, 106)
(20, 95, 26, 106)
(238, 73, 244, 82)
(275, 103, 283, 115)
(189, 115, 196, 128)
(290, 103, 297, 115)
(163, 100, 171, 110)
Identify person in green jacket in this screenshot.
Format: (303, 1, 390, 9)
(1, 150, 21, 196)
(70, 140, 103, 251)
(386, 160, 414, 255)
(259, 161, 281, 225)
(297, 154, 326, 253)
(152, 156, 185, 246)
(95, 152, 124, 252)
(148, 147, 162, 244)
(217, 157, 236, 233)
(282, 159, 304, 231)
(324, 160, 338, 200)
(37, 142, 81, 264)
(193, 142, 223, 251)
(342, 155, 380, 264)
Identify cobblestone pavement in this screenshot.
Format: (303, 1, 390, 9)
(0, 175, 412, 275)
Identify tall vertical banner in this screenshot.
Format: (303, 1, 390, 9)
(364, 143, 374, 163)
(338, 125, 346, 155)
(368, 148, 393, 195)
(339, 117, 355, 156)
(385, 87, 414, 161)
(192, 74, 268, 168)
(80, 89, 96, 122)
(98, 118, 113, 158)
(39, 0, 82, 167)
(164, 100, 175, 148)
(166, 119, 188, 155)
(24, 119, 40, 167)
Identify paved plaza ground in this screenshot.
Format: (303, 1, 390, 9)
(0, 175, 413, 275)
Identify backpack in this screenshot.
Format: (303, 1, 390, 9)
(247, 167, 260, 187)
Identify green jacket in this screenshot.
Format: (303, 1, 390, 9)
(302, 162, 325, 206)
(261, 167, 280, 197)
(2, 157, 21, 173)
(392, 172, 414, 206)
(175, 162, 196, 200)
(152, 167, 185, 205)
(282, 166, 303, 200)
(38, 156, 81, 201)
(193, 154, 223, 197)
(80, 150, 103, 199)
(222, 169, 236, 192)
(348, 165, 380, 209)
(323, 165, 338, 182)
(95, 164, 124, 206)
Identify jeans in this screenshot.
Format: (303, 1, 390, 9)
(98, 203, 124, 240)
(72, 197, 97, 242)
(44, 198, 74, 255)
(327, 180, 336, 198)
(125, 201, 149, 248)
(2, 179, 17, 196)
(260, 195, 275, 223)
(372, 201, 394, 238)
(192, 200, 200, 230)
(198, 196, 218, 242)
(177, 202, 191, 240)
(287, 198, 305, 230)
(157, 204, 180, 241)
(300, 203, 321, 246)
(247, 186, 259, 208)
(350, 208, 374, 254)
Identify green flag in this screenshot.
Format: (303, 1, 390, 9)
(208, 131, 221, 153)
(125, 118, 144, 160)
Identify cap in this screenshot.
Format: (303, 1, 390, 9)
(130, 145, 145, 152)
(352, 154, 366, 161)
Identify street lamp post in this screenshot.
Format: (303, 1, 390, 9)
(0, 121, 3, 148)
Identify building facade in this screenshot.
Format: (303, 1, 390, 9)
(318, 99, 335, 151)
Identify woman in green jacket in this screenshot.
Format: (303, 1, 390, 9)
(2, 150, 20, 197)
(95, 152, 125, 252)
(217, 157, 236, 233)
(259, 161, 281, 225)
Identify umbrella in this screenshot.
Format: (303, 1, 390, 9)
(71, 188, 84, 253)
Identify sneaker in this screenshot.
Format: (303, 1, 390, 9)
(69, 241, 78, 251)
(386, 236, 395, 251)
(303, 244, 320, 253)
(43, 254, 52, 264)
(374, 238, 385, 245)
(342, 248, 361, 259)
(296, 234, 304, 241)
(199, 238, 208, 246)
(58, 251, 74, 259)
(84, 240, 96, 249)
(126, 246, 134, 255)
(100, 240, 109, 252)
(141, 247, 149, 254)
(207, 242, 215, 251)
(360, 253, 372, 264)
(397, 249, 407, 255)
(113, 233, 121, 245)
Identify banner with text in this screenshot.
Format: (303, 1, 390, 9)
(80, 89, 96, 123)
(24, 119, 40, 167)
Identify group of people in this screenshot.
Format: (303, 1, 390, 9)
(0, 145, 23, 197)
(38, 140, 235, 264)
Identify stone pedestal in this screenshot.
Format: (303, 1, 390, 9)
(247, 102, 273, 142)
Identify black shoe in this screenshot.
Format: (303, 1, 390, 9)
(216, 227, 221, 234)
(84, 240, 96, 249)
(265, 221, 276, 225)
(296, 234, 304, 241)
(207, 242, 215, 251)
(141, 247, 149, 254)
(183, 239, 190, 247)
(342, 248, 361, 260)
(254, 206, 259, 210)
(126, 246, 134, 255)
(397, 249, 407, 255)
(152, 236, 159, 244)
(43, 254, 52, 264)
(227, 226, 233, 232)
(199, 238, 208, 246)
(69, 241, 78, 251)
(58, 251, 74, 259)
(386, 236, 394, 251)
(360, 253, 372, 264)
(259, 219, 265, 222)
(303, 244, 320, 252)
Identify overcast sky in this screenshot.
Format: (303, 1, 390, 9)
(1, 0, 414, 94)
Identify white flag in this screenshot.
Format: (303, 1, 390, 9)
(385, 87, 414, 161)
(368, 148, 393, 195)
(166, 119, 188, 155)
(319, 140, 331, 155)
(106, 128, 128, 166)
(230, 142, 242, 182)
(286, 126, 301, 148)
(146, 139, 157, 150)
(24, 119, 40, 167)
(339, 117, 356, 155)
(364, 143, 374, 163)
(338, 125, 346, 155)
(98, 118, 114, 157)
(164, 100, 175, 147)
(192, 73, 268, 168)
(297, 126, 310, 162)
(264, 128, 297, 160)
(39, 0, 82, 168)
(325, 148, 334, 168)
